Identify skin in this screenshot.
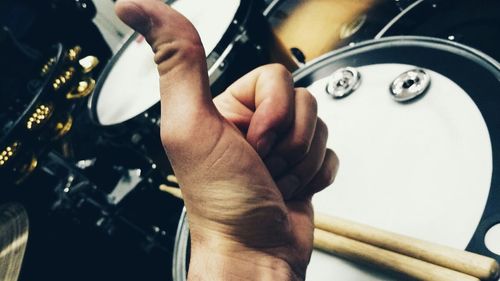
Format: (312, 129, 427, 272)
(114, 1, 339, 280)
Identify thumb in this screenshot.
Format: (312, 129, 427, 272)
(115, 0, 223, 159)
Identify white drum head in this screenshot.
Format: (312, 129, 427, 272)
(306, 64, 492, 280)
(95, 0, 241, 125)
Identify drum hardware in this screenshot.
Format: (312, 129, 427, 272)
(325, 67, 361, 99)
(339, 15, 368, 40)
(0, 143, 20, 167)
(52, 67, 76, 91)
(53, 114, 74, 139)
(390, 68, 430, 102)
(26, 104, 54, 130)
(43, 151, 182, 255)
(78, 55, 100, 74)
(12, 155, 38, 185)
(0, 142, 38, 185)
(290, 47, 306, 65)
(66, 78, 96, 100)
(40, 57, 56, 76)
(66, 45, 81, 62)
(0, 43, 99, 185)
(485, 223, 500, 256)
(394, 0, 421, 11)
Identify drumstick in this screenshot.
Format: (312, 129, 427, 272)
(158, 184, 499, 280)
(159, 184, 182, 199)
(166, 175, 178, 184)
(314, 229, 479, 281)
(314, 214, 499, 280)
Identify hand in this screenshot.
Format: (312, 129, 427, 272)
(115, 1, 339, 280)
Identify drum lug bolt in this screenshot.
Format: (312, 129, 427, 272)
(41, 57, 56, 76)
(52, 67, 76, 90)
(390, 68, 430, 102)
(66, 78, 96, 99)
(66, 46, 82, 62)
(53, 114, 73, 139)
(0, 142, 20, 166)
(26, 104, 53, 130)
(79, 55, 99, 74)
(325, 67, 361, 98)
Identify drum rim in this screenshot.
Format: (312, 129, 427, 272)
(172, 207, 189, 281)
(374, 0, 425, 39)
(173, 37, 500, 279)
(87, 0, 255, 127)
(293, 36, 499, 82)
(375, 0, 500, 40)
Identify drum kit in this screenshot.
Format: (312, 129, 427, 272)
(1, 0, 499, 281)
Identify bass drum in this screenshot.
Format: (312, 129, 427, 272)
(376, 0, 500, 61)
(173, 36, 500, 280)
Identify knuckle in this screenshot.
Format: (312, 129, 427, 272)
(296, 87, 318, 114)
(264, 63, 293, 82)
(160, 122, 193, 151)
(316, 118, 329, 138)
(160, 127, 179, 149)
(324, 150, 339, 185)
(290, 137, 311, 159)
(154, 39, 205, 74)
(320, 168, 334, 187)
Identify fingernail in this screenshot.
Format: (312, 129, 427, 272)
(257, 131, 277, 157)
(277, 175, 301, 200)
(265, 157, 287, 176)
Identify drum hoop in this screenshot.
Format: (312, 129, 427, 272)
(292, 36, 500, 83)
(88, 0, 255, 127)
(262, 0, 282, 17)
(374, 0, 425, 39)
(375, 0, 500, 41)
(172, 207, 189, 281)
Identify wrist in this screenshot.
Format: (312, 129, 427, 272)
(187, 245, 303, 281)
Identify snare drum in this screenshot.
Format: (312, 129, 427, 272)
(173, 36, 500, 280)
(87, 0, 290, 176)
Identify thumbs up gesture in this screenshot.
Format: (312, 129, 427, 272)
(116, 1, 339, 280)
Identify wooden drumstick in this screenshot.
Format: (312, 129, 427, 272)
(314, 229, 479, 281)
(166, 175, 178, 184)
(159, 184, 182, 199)
(159, 184, 499, 280)
(314, 214, 499, 280)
